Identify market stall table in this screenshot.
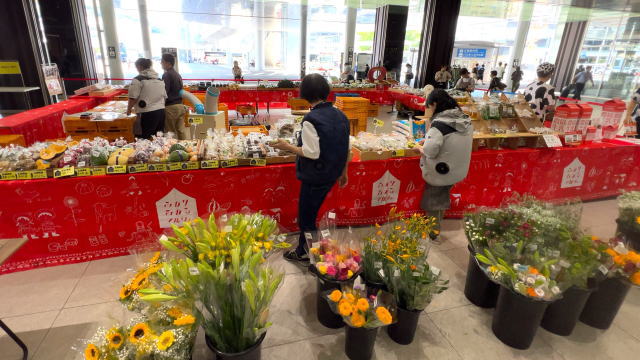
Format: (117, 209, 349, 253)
(0, 140, 638, 274)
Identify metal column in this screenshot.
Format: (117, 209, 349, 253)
(506, 2, 533, 89)
(99, 0, 124, 83)
(255, 0, 265, 71)
(138, 0, 152, 59)
(344, 6, 357, 68)
(300, 3, 307, 78)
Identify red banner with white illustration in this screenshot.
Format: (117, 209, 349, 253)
(1, 141, 638, 273)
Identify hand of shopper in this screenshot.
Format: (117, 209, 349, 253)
(338, 174, 348, 188)
(271, 139, 291, 151)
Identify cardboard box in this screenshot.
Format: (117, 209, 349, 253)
(351, 147, 392, 161)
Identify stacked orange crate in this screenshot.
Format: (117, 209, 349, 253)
(335, 97, 370, 135)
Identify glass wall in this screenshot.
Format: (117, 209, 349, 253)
(400, 0, 425, 86)
(575, 14, 640, 99)
(306, 0, 347, 78)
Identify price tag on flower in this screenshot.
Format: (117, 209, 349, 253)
(374, 261, 382, 269)
(431, 266, 441, 276)
(559, 260, 571, 268)
(321, 230, 331, 238)
(393, 269, 400, 277)
(328, 212, 336, 219)
(305, 232, 313, 240)
(485, 218, 495, 225)
(188, 267, 200, 275)
(223, 226, 232, 233)
(598, 265, 609, 275)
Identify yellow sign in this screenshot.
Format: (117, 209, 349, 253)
(91, 167, 107, 176)
(373, 118, 384, 127)
(148, 163, 167, 172)
(184, 162, 199, 170)
(15, 171, 31, 180)
(54, 167, 75, 178)
(250, 158, 267, 167)
(128, 164, 148, 173)
(0, 172, 17, 180)
(0, 61, 21, 75)
(169, 162, 182, 171)
(201, 160, 219, 169)
(30, 169, 48, 179)
(221, 159, 238, 168)
(106, 165, 127, 174)
(392, 149, 405, 157)
(189, 116, 204, 125)
(75, 168, 92, 177)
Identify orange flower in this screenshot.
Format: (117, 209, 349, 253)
(376, 231, 383, 236)
(528, 267, 539, 275)
(625, 252, 640, 264)
(375, 306, 393, 325)
(345, 293, 356, 303)
(338, 299, 353, 316)
(356, 298, 369, 312)
(350, 312, 366, 327)
(591, 236, 600, 242)
(613, 255, 626, 266)
(410, 265, 417, 271)
(605, 248, 618, 257)
(630, 271, 640, 285)
(328, 290, 342, 302)
(526, 287, 538, 297)
(636, 216, 640, 225)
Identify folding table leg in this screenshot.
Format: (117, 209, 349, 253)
(0, 319, 28, 360)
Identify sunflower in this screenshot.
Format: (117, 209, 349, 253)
(338, 299, 353, 316)
(84, 343, 99, 360)
(130, 273, 149, 290)
(344, 293, 356, 303)
(637, 216, 640, 225)
(375, 306, 392, 325)
(107, 329, 124, 350)
(129, 323, 151, 344)
(156, 330, 175, 351)
(167, 307, 183, 319)
(328, 290, 342, 302)
(148, 251, 161, 264)
(631, 271, 640, 285)
(173, 314, 196, 326)
(119, 285, 133, 300)
(350, 312, 366, 327)
(356, 298, 369, 312)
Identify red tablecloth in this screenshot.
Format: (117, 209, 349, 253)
(388, 91, 426, 111)
(0, 98, 98, 144)
(217, 89, 392, 107)
(1, 141, 638, 273)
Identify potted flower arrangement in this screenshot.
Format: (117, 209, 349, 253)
(325, 283, 395, 360)
(141, 213, 288, 360)
(308, 223, 362, 329)
(615, 191, 640, 251)
(580, 237, 640, 329)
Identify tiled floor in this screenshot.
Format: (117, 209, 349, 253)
(1, 199, 638, 360)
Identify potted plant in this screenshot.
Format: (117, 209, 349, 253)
(615, 191, 640, 251)
(308, 229, 362, 328)
(325, 284, 395, 360)
(141, 213, 288, 360)
(580, 237, 640, 329)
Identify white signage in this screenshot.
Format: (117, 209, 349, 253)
(156, 188, 198, 228)
(561, 158, 585, 189)
(371, 170, 400, 207)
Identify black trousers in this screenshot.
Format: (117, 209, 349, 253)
(140, 109, 165, 139)
(435, 82, 448, 89)
(573, 83, 586, 100)
(296, 181, 334, 255)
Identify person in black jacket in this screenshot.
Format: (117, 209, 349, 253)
(272, 74, 350, 264)
(488, 70, 506, 92)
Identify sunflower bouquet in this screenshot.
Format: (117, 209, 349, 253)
(118, 251, 165, 311)
(616, 191, 640, 251)
(159, 213, 290, 265)
(363, 210, 436, 285)
(325, 284, 396, 328)
(82, 315, 196, 360)
(596, 237, 640, 285)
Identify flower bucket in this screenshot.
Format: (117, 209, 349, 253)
(311, 266, 357, 329)
(492, 286, 550, 350)
(362, 273, 388, 298)
(386, 306, 421, 345)
(464, 247, 499, 308)
(541, 286, 594, 336)
(205, 332, 266, 360)
(616, 220, 640, 252)
(580, 277, 631, 330)
(344, 325, 378, 360)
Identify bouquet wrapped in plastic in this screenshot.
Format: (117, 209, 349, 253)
(325, 281, 396, 328)
(308, 212, 362, 281)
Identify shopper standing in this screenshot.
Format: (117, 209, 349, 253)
(471, 64, 478, 81)
(127, 58, 167, 139)
(477, 64, 485, 85)
(523, 63, 557, 122)
(161, 54, 188, 140)
(435, 65, 452, 89)
(497, 62, 506, 80)
(416, 89, 472, 242)
(232, 61, 243, 82)
(454, 68, 475, 92)
(405, 64, 414, 86)
(488, 70, 507, 92)
(272, 74, 350, 264)
(572, 65, 594, 100)
(510, 66, 524, 93)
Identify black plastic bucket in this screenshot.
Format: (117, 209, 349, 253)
(316, 276, 346, 328)
(464, 247, 500, 308)
(344, 326, 378, 360)
(580, 277, 631, 330)
(492, 286, 550, 350)
(387, 306, 421, 345)
(541, 286, 593, 336)
(617, 220, 640, 252)
(205, 332, 266, 360)
(364, 279, 388, 298)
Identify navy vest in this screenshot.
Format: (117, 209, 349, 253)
(296, 102, 350, 185)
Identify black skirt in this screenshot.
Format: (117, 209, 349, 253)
(420, 184, 452, 212)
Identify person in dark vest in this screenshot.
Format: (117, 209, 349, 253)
(272, 73, 350, 264)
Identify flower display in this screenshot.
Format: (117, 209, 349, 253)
(310, 235, 362, 281)
(596, 237, 640, 285)
(325, 284, 396, 328)
(616, 191, 640, 251)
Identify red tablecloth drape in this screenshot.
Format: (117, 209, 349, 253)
(0, 140, 638, 273)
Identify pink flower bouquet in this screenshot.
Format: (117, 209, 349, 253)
(310, 237, 362, 281)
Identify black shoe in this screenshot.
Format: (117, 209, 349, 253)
(283, 250, 310, 266)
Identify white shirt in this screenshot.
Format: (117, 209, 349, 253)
(455, 77, 475, 91)
(128, 77, 167, 113)
(301, 121, 320, 160)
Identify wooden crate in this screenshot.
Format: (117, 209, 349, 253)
(0, 134, 26, 147)
(95, 117, 135, 132)
(63, 118, 98, 133)
(288, 98, 310, 110)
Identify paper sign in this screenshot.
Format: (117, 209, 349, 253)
(30, 170, 47, 179)
(373, 118, 384, 127)
(184, 162, 199, 170)
(148, 163, 167, 172)
(156, 188, 198, 228)
(128, 164, 148, 173)
(321, 230, 331, 238)
(221, 159, 238, 168)
(106, 165, 126, 174)
(169, 163, 182, 171)
(305, 232, 313, 240)
(189, 116, 204, 125)
(371, 170, 400, 207)
(200, 160, 219, 169)
(542, 134, 563, 148)
(75, 168, 92, 177)
(250, 158, 266, 167)
(15, 171, 31, 180)
(53, 167, 75, 178)
(0, 61, 21, 74)
(392, 149, 405, 157)
(0, 172, 17, 180)
(561, 158, 585, 189)
(189, 267, 200, 275)
(91, 167, 106, 176)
